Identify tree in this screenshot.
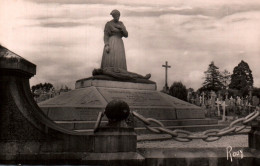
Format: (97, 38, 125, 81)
(229, 60, 253, 91)
(169, 81, 188, 101)
(31, 82, 54, 94)
(220, 69, 231, 89)
(201, 61, 223, 92)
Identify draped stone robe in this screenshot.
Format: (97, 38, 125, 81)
(101, 20, 128, 70)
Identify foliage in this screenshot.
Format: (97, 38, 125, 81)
(229, 60, 253, 91)
(227, 89, 241, 98)
(31, 83, 54, 94)
(169, 81, 188, 101)
(200, 61, 223, 92)
(187, 88, 194, 93)
(220, 69, 231, 89)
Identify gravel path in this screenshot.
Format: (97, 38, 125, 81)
(137, 134, 248, 148)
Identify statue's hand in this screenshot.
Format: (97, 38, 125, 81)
(105, 45, 110, 53)
(115, 24, 122, 30)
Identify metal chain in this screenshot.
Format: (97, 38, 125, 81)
(94, 111, 104, 133)
(132, 106, 260, 142)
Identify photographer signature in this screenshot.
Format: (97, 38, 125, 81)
(226, 146, 243, 162)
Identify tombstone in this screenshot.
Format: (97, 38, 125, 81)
(252, 96, 260, 106)
(217, 91, 221, 99)
(221, 101, 228, 121)
(202, 92, 205, 106)
(187, 91, 192, 102)
(199, 96, 202, 105)
(225, 91, 229, 100)
(210, 91, 216, 106)
(195, 97, 200, 106)
(237, 96, 242, 106)
(225, 98, 230, 115)
(215, 98, 222, 117)
(191, 98, 195, 104)
(243, 96, 248, 106)
(225, 98, 230, 105)
(230, 96, 235, 106)
(218, 94, 223, 102)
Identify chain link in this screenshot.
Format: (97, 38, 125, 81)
(133, 106, 260, 142)
(94, 112, 104, 133)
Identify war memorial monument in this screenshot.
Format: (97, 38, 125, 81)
(1, 9, 260, 166)
(38, 9, 218, 132)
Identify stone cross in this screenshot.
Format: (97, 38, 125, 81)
(162, 61, 171, 91)
(202, 92, 205, 106)
(215, 98, 222, 116)
(237, 96, 241, 106)
(221, 101, 228, 121)
(225, 91, 229, 100)
(210, 91, 217, 111)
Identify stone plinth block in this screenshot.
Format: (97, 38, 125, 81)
(75, 79, 157, 90)
(249, 121, 260, 150)
(83, 152, 145, 166)
(94, 127, 137, 153)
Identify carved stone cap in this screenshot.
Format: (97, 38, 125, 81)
(0, 45, 36, 77)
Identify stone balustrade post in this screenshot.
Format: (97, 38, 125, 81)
(94, 100, 137, 153)
(248, 115, 260, 150)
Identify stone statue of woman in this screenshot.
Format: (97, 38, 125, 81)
(94, 9, 152, 82)
(101, 9, 128, 70)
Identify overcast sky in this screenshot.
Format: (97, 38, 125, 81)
(0, 0, 260, 90)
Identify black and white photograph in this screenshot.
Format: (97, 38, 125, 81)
(0, 0, 260, 165)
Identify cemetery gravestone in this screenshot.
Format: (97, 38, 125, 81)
(237, 96, 242, 106)
(225, 98, 230, 115)
(252, 96, 259, 106)
(215, 98, 222, 117)
(202, 92, 205, 106)
(221, 101, 228, 121)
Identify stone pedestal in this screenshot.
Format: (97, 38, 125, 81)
(76, 79, 156, 90)
(39, 79, 221, 132)
(88, 100, 144, 165)
(94, 127, 137, 153)
(249, 119, 260, 150)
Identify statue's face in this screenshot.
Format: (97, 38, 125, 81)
(112, 14, 120, 22)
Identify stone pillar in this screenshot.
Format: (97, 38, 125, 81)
(249, 116, 260, 150)
(94, 100, 137, 152)
(91, 100, 144, 165)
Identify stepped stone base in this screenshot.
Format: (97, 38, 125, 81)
(39, 80, 213, 131)
(54, 118, 219, 131)
(76, 79, 157, 90)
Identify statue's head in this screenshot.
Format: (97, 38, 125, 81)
(110, 9, 120, 22)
